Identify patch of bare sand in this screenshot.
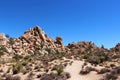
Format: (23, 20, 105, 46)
(64, 60, 103, 80)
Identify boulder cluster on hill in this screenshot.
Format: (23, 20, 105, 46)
(0, 26, 120, 80)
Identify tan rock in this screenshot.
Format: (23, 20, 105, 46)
(0, 33, 7, 45)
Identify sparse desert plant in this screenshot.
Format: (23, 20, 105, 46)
(98, 68, 110, 74)
(8, 38, 15, 45)
(56, 65, 64, 75)
(40, 43, 44, 49)
(13, 54, 23, 61)
(21, 61, 28, 66)
(40, 74, 54, 80)
(12, 63, 23, 74)
(22, 68, 29, 75)
(34, 47, 42, 56)
(111, 67, 120, 74)
(40, 72, 69, 80)
(34, 65, 39, 70)
(5, 34, 10, 38)
(37, 74, 41, 78)
(103, 73, 117, 80)
(64, 72, 71, 79)
(25, 65, 32, 71)
(0, 45, 7, 57)
(85, 52, 109, 65)
(80, 67, 94, 75)
(99, 67, 120, 80)
(45, 48, 51, 54)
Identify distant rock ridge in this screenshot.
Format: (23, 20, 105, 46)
(0, 25, 120, 58)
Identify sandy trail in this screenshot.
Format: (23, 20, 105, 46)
(64, 60, 103, 80)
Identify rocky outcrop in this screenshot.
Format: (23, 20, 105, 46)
(111, 43, 120, 52)
(68, 41, 98, 54)
(2, 26, 66, 56)
(0, 33, 7, 45)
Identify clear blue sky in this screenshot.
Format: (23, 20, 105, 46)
(0, 0, 120, 48)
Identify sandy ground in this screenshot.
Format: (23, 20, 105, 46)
(64, 60, 103, 80)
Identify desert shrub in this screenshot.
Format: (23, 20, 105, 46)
(0, 45, 7, 57)
(110, 64, 116, 67)
(23, 55, 33, 63)
(80, 67, 94, 75)
(34, 65, 39, 70)
(98, 68, 110, 74)
(22, 69, 29, 75)
(37, 74, 41, 78)
(12, 63, 23, 74)
(85, 52, 109, 65)
(25, 65, 32, 71)
(56, 65, 64, 75)
(45, 48, 51, 54)
(8, 38, 14, 45)
(13, 54, 23, 61)
(21, 61, 28, 66)
(40, 72, 68, 80)
(40, 74, 54, 80)
(55, 50, 66, 58)
(100, 67, 120, 80)
(5, 34, 10, 38)
(64, 72, 71, 79)
(28, 51, 33, 55)
(34, 50, 41, 56)
(40, 43, 44, 49)
(103, 73, 117, 80)
(111, 67, 120, 74)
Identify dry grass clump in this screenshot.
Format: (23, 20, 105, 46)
(40, 72, 71, 80)
(99, 67, 120, 80)
(80, 66, 95, 75)
(12, 63, 23, 75)
(98, 68, 110, 74)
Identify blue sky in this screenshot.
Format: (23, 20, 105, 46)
(0, 0, 120, 48)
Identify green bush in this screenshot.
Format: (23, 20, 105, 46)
(13, 54, 23, 61)
(0, 45, 7, 57)
(12, 63, 23, 74)
(56, 65, 64, 75)
(8, 38, 14, 45)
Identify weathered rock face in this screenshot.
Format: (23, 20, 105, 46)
(111, 43, 120, 52)
(0, 33, 7, 45)
(19, 26, 60, 49)
(3, 26, 66, 56)
(68, 41, 98, 54)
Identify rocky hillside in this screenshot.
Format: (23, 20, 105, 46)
(0, 26, 120, 80)
(0, 26, 120, 62)
(0, 26, 68, 56)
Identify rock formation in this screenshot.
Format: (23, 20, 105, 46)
(0, 33, 7, 45)
(2, 26, 66, 56)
